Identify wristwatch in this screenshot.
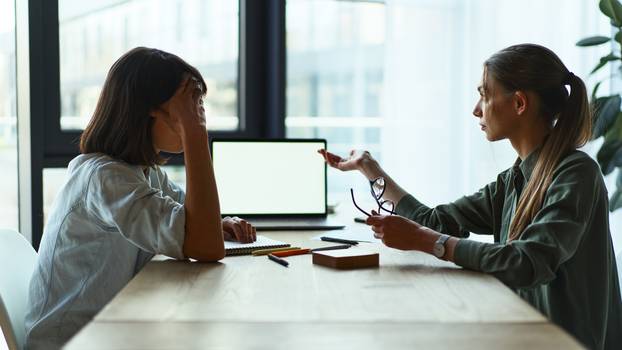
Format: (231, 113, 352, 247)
(432, 234, 450, 259)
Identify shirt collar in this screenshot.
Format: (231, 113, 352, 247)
(513, 147, 541, 182)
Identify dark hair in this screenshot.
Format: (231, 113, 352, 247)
(484, 44, 591, 241)
(80, 47, 207, 166)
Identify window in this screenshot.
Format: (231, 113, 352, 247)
(44, 0, 240, 219)
(37, 1, 285, 247)
(0, 0, 18, 231)
(42, 0, 240, 232)
(58, 0, 239, 131)
(286, 0, 385, 204)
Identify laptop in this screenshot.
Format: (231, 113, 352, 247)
(211, 138, 345, 231)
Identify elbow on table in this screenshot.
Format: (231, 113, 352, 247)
(184, 246, 226, 262)
(495, 258, 556, 290)
(182, 221, 225, 262)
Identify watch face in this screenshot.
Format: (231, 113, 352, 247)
(433, 243, 445, 258)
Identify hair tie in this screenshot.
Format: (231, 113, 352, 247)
(563, 71, 575, 85)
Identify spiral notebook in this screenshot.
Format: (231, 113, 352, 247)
(224, 235, 290, 256)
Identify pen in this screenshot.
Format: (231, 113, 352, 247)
(268, 253, 289, 267)
(272, 248, 311, 258)
(310, 244, 352, 252)
(272, 245, 352, 257)
(252, 246, 299, 256)
(320, 236, 359, 245)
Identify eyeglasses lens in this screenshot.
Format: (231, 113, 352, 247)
(372, 177, 385, 199)
(380, 199, 395, 214)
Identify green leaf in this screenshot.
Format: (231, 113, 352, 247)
(617, 168, 622, 187)
(600, 0, 622, 27)
(577, 36, 611, 46)
(591, 53, 621, 74)
(592, 95, 622, 139)
(604, 114, 622, 144)
(592, 81, 603, 100)
(597, 139, 622, 174)
(610, 188, 622, 212)
(616, 30, 622, 45)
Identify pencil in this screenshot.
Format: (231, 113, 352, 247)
(271, 245, 352, 257)
(252, 246, 299, 256)
(272, 248, 311, 258)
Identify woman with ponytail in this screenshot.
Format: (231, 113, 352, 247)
(319, 44, 621, 349)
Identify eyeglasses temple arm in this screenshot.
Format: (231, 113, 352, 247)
(350, 189, 371, 217)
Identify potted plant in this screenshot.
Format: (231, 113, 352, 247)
(576, 0, 622, 211)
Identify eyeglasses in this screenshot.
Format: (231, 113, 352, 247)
(350, 177, 395, 217)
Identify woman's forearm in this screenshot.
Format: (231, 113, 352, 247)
(359, 158, 409, 205)
(181, 128, 225, 261)
(415, 227, 459, 262)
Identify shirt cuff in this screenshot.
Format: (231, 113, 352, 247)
(454, 239, 485, 271)
(395, 194, 426, 218)
(156, 203, 187, 260)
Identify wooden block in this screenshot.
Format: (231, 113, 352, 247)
(312, 249, 379, 269)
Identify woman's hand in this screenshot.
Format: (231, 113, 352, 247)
(317, 149, 376, 172)
(318, 149, 408, 203)
(222, 216, 257, 243)
(366, 212, 433, 251)
(153, 76, 206, 137)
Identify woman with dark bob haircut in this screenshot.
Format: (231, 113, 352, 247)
(24, 47, 256, 349)
(320, 44, 621, 349)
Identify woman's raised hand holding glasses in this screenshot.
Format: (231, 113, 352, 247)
(318, 149, 395, 217)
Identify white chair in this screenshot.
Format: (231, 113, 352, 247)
(0, 229, 37, 350)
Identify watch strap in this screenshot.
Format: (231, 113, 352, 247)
(437, 234, 450, 245)
(434, 234, 450, 259)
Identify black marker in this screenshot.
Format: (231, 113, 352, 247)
(320, 236, 358, 245)
(354, 217, 367, 223)
(311, 244, 352, 252)
(268, 253, 289, 267)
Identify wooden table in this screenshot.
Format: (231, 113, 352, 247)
(64, 231, 583, 349)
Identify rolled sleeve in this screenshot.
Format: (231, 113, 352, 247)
(395, 194, 426, 218)
(86, 163, 186, 259)
(155, 166, 186, 204)
(395, 194, 469, 236)
(454, 239, 485, 271)
(395, 173, 505, 237)
(454, 240, 538, 288)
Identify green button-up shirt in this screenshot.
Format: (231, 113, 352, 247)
(395, 149, 622, 350)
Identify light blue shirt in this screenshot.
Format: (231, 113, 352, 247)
(25, 153, 186, 350)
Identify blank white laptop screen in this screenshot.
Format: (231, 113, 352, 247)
(212, 140, 326, 215)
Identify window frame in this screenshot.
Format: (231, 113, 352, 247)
(25, 0, 286, 249)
